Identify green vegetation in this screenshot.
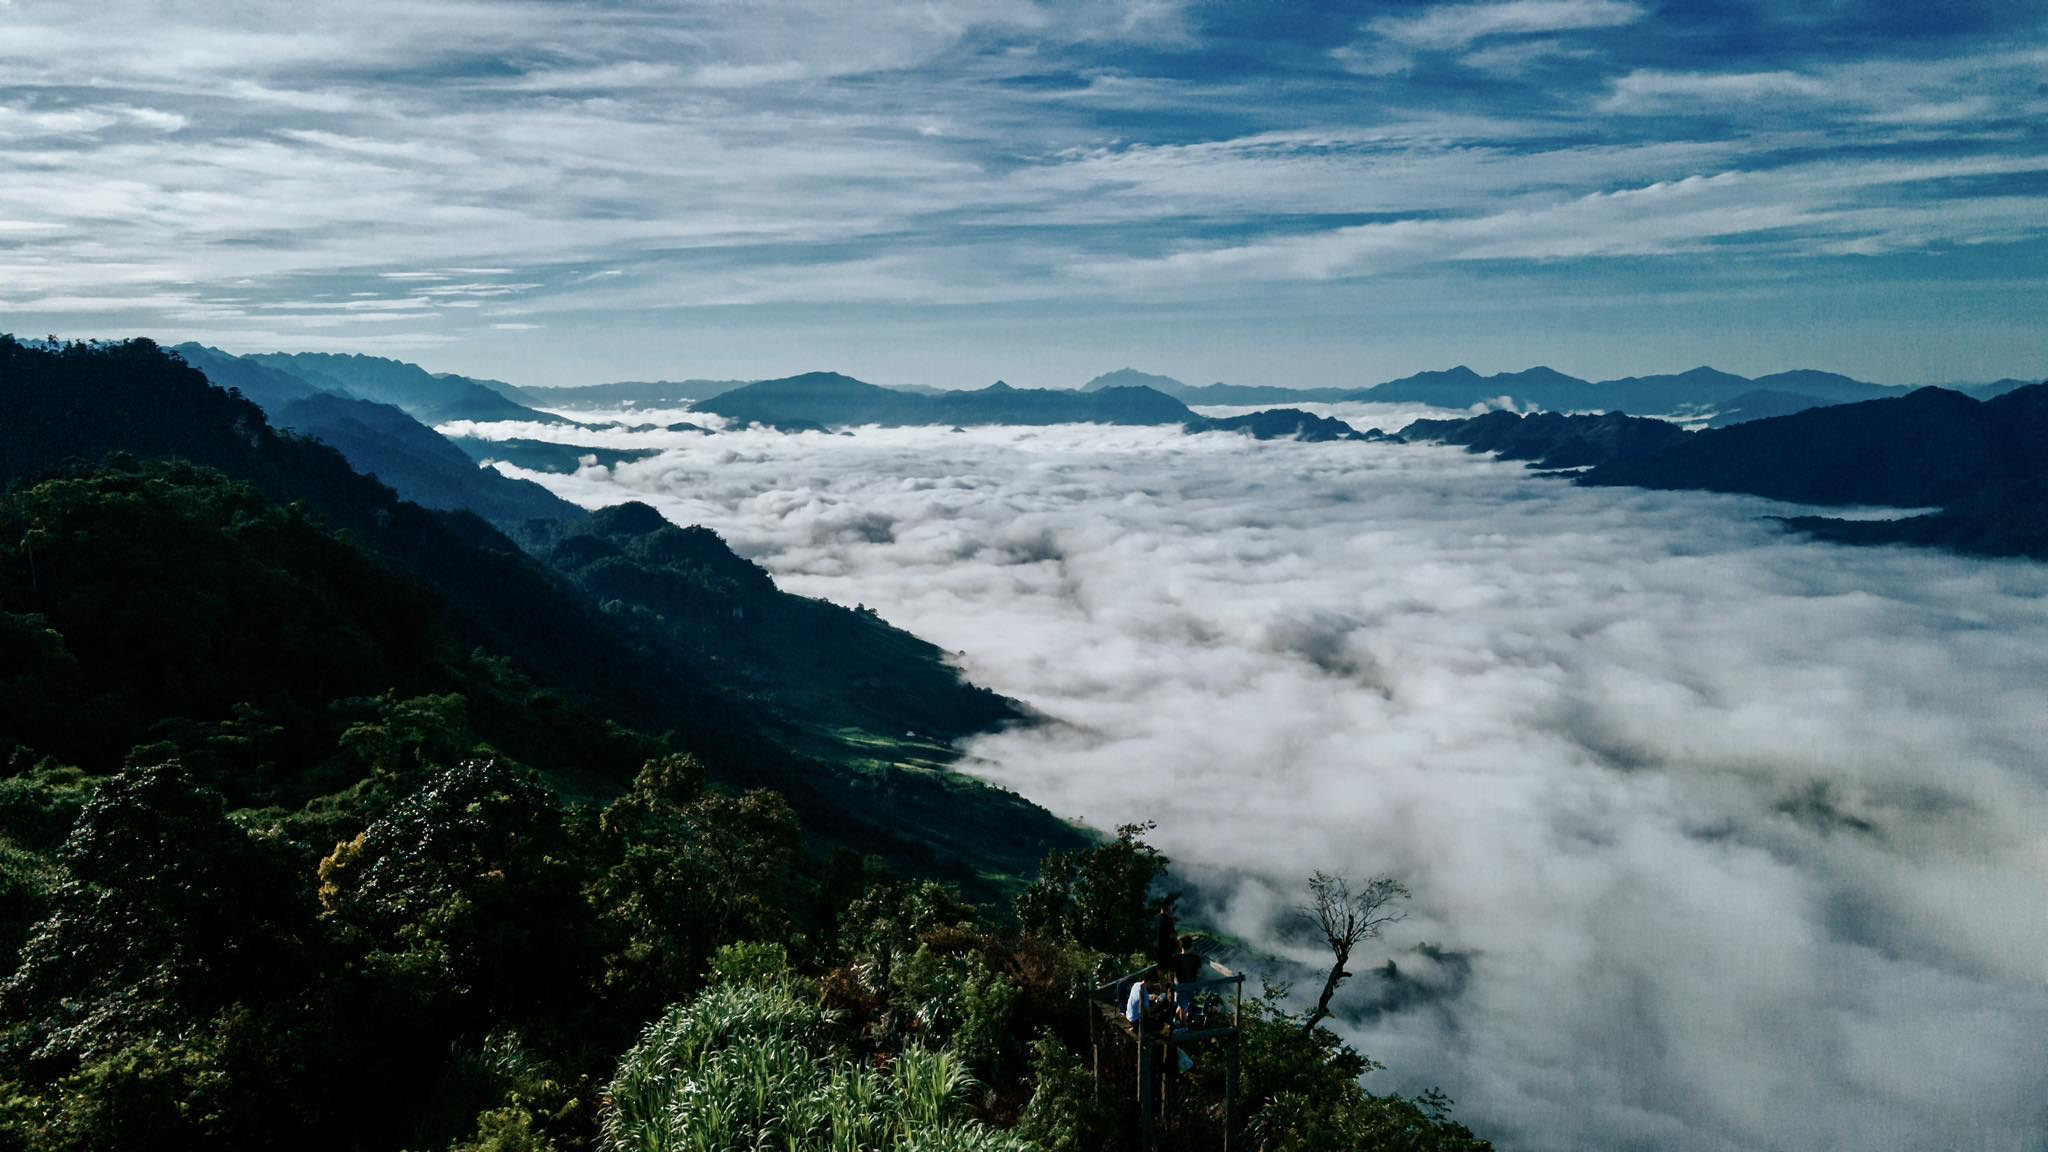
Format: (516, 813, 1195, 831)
(0, 336, 1491, 1149)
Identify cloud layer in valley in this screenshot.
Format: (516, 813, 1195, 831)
(478, 412, 2048, 1150)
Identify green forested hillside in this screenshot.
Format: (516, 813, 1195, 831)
(0, 337, 1080, 887)
(0, 337, 1489, 1151)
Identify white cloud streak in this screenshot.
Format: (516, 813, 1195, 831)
(1374, 0, 1643, 49)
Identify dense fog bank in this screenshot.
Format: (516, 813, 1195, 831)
(479, 412, 2048, 1151)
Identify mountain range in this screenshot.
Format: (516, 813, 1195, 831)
(137, 343, 2048, 563)
(692, 371, 1192, 429)
(239, 352, 2040, 433)
(1084, 364, 2032, 421)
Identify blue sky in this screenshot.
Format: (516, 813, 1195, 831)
(0, 0, 2042, 387)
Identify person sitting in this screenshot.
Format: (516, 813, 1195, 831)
(1125, 969, 1155, 1025)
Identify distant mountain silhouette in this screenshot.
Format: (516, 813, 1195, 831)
(1399, 409, 1688, 469)
(1080, 367, 1184, 393)
(1955, 378, 2036, 400)
(1354, 364, 1897, 414)
(1186, 408, 1380, 441)
(1745, 369, 1893, 402)
(517, 379, 750, 408)
(1080, 368, 1352, 404)
(1060, 363, 2036, 416)
(274, 392, 584, 524)
(1355, 365, 1592, 408)
(697, 371, 1194, 429)
(245, 351, 567, 425)
(1175, 382, 1356, 404)
(1703, 389, 1833, 427)
(1578, 383, 2048, 558)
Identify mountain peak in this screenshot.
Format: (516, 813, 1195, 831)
(1082, 367, 1184, 393)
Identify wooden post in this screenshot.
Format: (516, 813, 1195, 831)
(1090, 1008, 1100, 1103)
(1138, 1030, 1156, 1150)
(1163, 1033, 1174, 1133)
(1224, 1036, 1239, 1152)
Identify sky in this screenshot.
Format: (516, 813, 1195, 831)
(1, 0, 2045, 388)
(468, 408, 2048, 1150)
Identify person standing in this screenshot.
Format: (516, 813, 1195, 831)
(1173, 934, 1203, 1023)
(1153, 895, 1180, 971)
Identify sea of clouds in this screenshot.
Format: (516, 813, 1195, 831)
(472, 408, 2048, 1151)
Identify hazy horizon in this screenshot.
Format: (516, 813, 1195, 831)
(149, 343, 2041, 394)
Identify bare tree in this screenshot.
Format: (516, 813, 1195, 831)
(1299, 872, 1408, 1035)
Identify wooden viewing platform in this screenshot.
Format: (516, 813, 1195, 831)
(1090, 961, 1244, 1151)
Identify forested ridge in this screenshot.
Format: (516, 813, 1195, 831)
(0, 337, 1489, 1151)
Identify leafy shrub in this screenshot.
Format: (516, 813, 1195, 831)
(1014, 1032, 1118, 1152)
(891, 945, 1020, 1081)
(707, 941, 791, 988)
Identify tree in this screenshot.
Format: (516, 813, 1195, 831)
(587, 757, 804, 1020)
(3, 760, 305, 1066)
(1300, 872, 1407, 1035)
(1014, 822, 1166, 959)
(315, 758, 587, 1024)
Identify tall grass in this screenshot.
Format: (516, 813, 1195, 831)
(600, 980, 1037, 1152)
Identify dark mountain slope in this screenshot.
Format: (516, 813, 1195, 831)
(246, 351, 567, 425)
(1786, 479, 2048, 560)
(1399, 409, 1689, 469)
(273, 392, 584, 525)
(0, 337, 1083, 891)
(1578, 382, 2048, 559)
(170, 343, 324, 412)
(0, 338, 679, 729)
(0, 458, 637, 793)
(1186, 408, 1378, 441)
(1577, 386, 2026, 507)
(506, 508, 1059, 880)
